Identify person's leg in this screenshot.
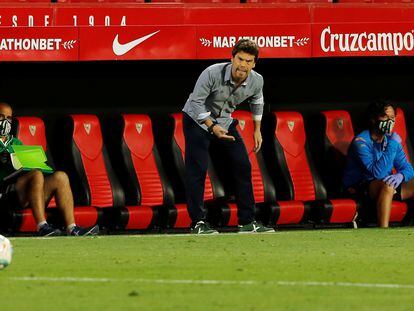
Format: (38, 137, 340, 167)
(183, 113, 211, 225)
(368, 180, 395, 228)
(44, 171, 99, 236)
(44, 171, 75, 227)
(400, 179, 414, 200)
(220, 122, 255, 225)
(15, 170, 46, 224)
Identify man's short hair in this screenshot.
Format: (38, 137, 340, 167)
(367, 99, 396, 122)
(0, 102, 11, 110)
(232, 39, 259, 62)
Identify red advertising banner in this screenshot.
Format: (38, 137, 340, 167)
(197, 24, 312, 59)
(0, 7, 53, 27)
(313, 23, 414, 57)
(54, 6, 185, 27)
(0, 27, 78, 61)
(0, 5, 414, 60)
(185, 5, 311, 25)
(79, 26, 196, 60)
(54, 5, 311, 27)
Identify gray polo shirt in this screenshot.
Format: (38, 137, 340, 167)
(182, 62, 264, 131)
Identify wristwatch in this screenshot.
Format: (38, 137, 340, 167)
(207, 122, 218, 134)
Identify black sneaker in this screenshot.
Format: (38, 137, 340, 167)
(70, 225, 99, 236)
(238, 221, 275, 233)
(190, 221, 219, 235)
(38, 224, 62, 237)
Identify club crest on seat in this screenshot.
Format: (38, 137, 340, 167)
(287, 121, 295, 132)
(84, 123, 91, 135)
(239, 120, 246, 131)
(337, 119, 344, 130)
(29, 125, 36, 136)
(136, 123, 143, 134)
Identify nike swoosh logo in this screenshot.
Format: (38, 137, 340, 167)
(112, 30, 160, 56)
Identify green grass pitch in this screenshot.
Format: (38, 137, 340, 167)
(1, 228, 414, 310)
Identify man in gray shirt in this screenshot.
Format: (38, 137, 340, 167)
(182, 39, 274, 234)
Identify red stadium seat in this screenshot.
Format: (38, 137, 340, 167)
(62, 115, 155, 230)
(113, 114, 190, 229)
(394, 107, 414, 162)
(265, 111, 358, 226)
(169, 113, 235, 226)
(230, 111, 279, 225)
(319, 110, 355, 198)
(15, 117, 57, 208)
(320, 110, 408, 224)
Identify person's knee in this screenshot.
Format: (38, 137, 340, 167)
(53, 171, 69, 183)
(28, 170, 45, 186)
(49, 171, 71, 190)
(379, 181, 395, 196)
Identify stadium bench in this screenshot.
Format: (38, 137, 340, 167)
(263, 111, 358, 227)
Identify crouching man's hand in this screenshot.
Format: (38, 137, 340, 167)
(212, 125, 235, 141)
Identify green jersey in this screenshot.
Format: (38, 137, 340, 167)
(0, 136, 23, 185)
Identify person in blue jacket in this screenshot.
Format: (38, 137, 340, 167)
(343, 100, 414, 228)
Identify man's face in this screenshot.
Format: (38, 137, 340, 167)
(378, 106, 395, 123)
(0, 105, 12, 122)
(376, 105, 396, 135)
(231, 51, 256, 83)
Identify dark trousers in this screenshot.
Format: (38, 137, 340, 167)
(183, 112, 255, 226)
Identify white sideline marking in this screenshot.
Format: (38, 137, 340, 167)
(9, 228, 413, 240)
(9, 277, 414, 289)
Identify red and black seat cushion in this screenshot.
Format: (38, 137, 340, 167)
(68, 115, 124, 208)
(320, 110, 355, 197)
(119, 114, 190, 229)
(231, 110, 278, 224)
(15, 116, 57, 207)
(395, 107, 414, 162)
(269, 111, 357, 224)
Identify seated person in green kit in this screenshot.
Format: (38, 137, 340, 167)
(0, 102, 99, 236)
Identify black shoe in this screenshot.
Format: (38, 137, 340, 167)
(38, 224, 62, 237)
(238, 221, 275, 233)
(190, 221, 219, 235)
(70, 225, 99, 236)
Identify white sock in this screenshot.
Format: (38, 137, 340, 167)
(67, 223, 76, 234)
(37, 221, 48, 231)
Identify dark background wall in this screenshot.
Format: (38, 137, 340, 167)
(0, 56, 413, 152)
(0, 57, 413, 114)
